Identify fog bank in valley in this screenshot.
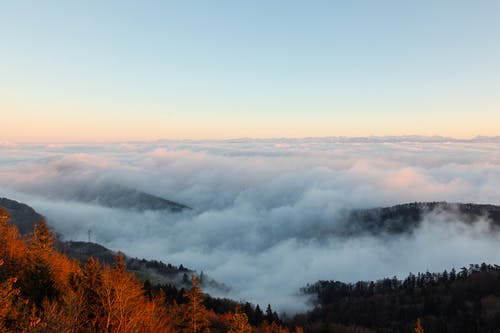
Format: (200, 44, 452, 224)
(1, 137, 500, 312)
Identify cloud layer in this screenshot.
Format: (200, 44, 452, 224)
(2, 137, 500, 312)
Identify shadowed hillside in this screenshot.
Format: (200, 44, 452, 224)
(71, 184, 191, 212)
(298, 264, 500, 332)
(338, 202, 500, 236)
(0, 197, 45, 235)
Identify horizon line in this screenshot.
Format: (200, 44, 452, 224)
(2, 134, 500, 146)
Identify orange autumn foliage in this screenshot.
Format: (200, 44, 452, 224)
(0, 207, 292, 333)
(0, 207, 175, 332)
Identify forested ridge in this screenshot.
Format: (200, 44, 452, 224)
(296, 264, 500, 332)
(338, 202, 500, 236)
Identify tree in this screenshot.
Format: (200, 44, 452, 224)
(294, 326, 304, 333)
(178, 274, 210, 333)
(415, 318, 424, 333)
(265, 304, 279, 324)
(21, 221, 60, 306)
(0, 207, 177, 333)
(0, 258, 19, 330)
(98, 253, 150, 332)
(31, 220, 56, 252)
(258, 320, 287, 333)
(0, 258, 41, 332)
(80, 256, 105, 330)
(0, 208, 26, 274)
(228, 308, 251, 333)
(254, 304, 264, 325)
(0, 208, 9, 224)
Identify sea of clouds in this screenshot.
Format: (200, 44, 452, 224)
(1, 136, 500, 313)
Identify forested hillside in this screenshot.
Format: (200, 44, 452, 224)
(0, 207, 293, 332)
(338, 202, 500, 236)
(297, 265, 500, 332)
(0, 197, 222, 292)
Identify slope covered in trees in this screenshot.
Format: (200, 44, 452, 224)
(0, 207, 295, 332)
(0, 197, 225, 292)
(337, 202, 500, 236)
(298, 264, 500, 332)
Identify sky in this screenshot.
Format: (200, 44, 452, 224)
(1, 1, 500, 142)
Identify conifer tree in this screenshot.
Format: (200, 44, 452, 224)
(0, 208, 9, 224)
(265, 304, 279, 323)
(21, 221, 60, 306)
(415, 318, 424, 333)
(294, 326, 304, 333)
(0, 259, 18, 330)
(254, 304, 264, 325)
(0, 208, 25, 272)
(31, 220, 56, 252)
(0, 258, 39, 332)
(81, 256, 104, 330)
(178, 274, 210, 333)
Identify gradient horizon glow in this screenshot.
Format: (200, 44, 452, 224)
(1, 1, 500, 143)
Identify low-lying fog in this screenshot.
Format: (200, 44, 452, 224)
(2, 137, 500, 312)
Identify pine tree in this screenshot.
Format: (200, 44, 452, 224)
(21, 221, 60, 306)
(294, 326, 304, 333)
(254, 304, 264, 325)
(415, 318, 424, 333)
(80, 256, 104, 330)
(266, 304, 273, 322)
(0, 208, 9, 224)
(0, 208, 25, 272)
(31, 220, 56, 252)
(178, 274, 210, 333)
(0, 258, 39, 332)
(0, 259, 18, 330)
(265, 304, 279, 324)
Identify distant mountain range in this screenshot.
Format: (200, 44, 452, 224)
(155, 135, 500, 143)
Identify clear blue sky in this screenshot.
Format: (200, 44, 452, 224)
(1, 1, 500, 142)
